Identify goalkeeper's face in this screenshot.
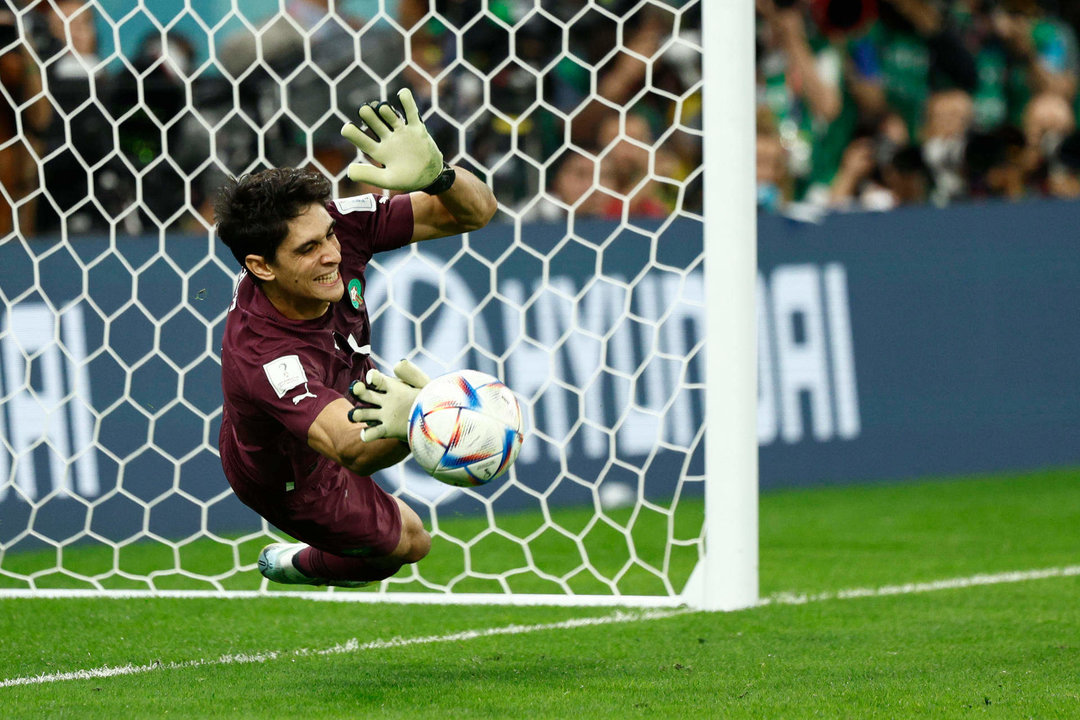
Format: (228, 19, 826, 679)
(261, 202, 344, 319)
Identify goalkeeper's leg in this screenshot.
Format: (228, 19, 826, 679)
(296, 500, 430, 582)
(260, 498, 430, 586)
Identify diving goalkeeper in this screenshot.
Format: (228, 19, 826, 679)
(215, 89, 497, 587)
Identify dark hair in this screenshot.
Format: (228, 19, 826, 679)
(214, 167, 332, 271)
(811, 0, 878, 35)
(964, 127, 1024, 178)
(1054, 131, 1080, 171)
(890, 145, 930, 177)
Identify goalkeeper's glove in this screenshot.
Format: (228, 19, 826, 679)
(347, 359, 432, 442)
(341, 88, 454, 193)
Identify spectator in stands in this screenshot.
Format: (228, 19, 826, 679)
(219, 0, 363, 78)
(561, 150, 616, 217)
(757, 110, 792, 213)
(879, 143, 934, 205)
(847, 0, 978, 143)
(397, 0, 441, 99)
(964, 126, 1028, 200)
(922, 89, 975, 204)
(109, 32, 201, 231)
(574, 2, 698, 214)
(398, 0, 573, 207)
(570, 2, 669, 144)
(952, 0, 1078, 131)
(597, 113, 669, 219)
(398, 0, 700, 215)
(525, 149, 613, 222)
(31, 0, 117, 234)
(220, 0, 396, 185)
(776, 0, 1080, 211)
(991, 0, 1078, 109)
(0, 6, 49, 236)
(1046, 130, 1080, 198)
(826, 110, 930, 210)
(827, 135, 882, 209)
(1020, 90, 1076, 192)
(757, 0, 854, 202)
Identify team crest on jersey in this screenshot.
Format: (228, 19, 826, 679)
(348, 278, 364, 309)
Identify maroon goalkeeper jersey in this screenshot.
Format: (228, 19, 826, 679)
(218, 193, 413, 550)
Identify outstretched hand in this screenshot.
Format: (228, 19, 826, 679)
(348, 359, 432, 442)
(341, 88, 445, 191)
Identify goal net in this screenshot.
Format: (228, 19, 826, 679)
(0, 0, 754, 607)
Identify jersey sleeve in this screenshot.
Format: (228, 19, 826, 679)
(328, 193, 415, 262)
(231, 346, 342, 443)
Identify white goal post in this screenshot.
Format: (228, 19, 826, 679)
(0, 0, 756, 610)
(697, 0, 758, 612)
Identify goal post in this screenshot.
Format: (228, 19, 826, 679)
(695, 0, 759, 611)
(0, 0, 757, 609)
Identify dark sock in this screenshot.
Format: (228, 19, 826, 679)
(295, 546, 401, 583)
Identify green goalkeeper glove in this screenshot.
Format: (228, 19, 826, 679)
(347, 359, 432, 442)
(341, 88, 447, 192)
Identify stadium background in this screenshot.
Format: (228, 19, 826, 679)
(1, 0, 1078, 563)
(1, 3, 1079, 715)
(3, 201, 1080, 546)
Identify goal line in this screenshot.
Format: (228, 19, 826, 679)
(1, 563, 1075, 605)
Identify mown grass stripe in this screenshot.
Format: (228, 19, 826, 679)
(3, 564, 1079, 690)
(0, 608, 691, 688)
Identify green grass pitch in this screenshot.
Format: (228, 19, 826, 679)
(1, 468, 1078, 718)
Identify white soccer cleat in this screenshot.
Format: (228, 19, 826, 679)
(257, 543, 310, 584)
(257, 543, 368, 588)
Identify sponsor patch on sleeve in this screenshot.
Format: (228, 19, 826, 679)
(263, 355, 308, 398)
(333, 195, 377, 214)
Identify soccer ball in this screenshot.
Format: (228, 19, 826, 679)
(407, 370, 524, 487)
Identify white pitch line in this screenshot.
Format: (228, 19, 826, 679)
(3, 564, 1078, 689)
(0, 608, 691, 689)
(759, 564, 1080, 607)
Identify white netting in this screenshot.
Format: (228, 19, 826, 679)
(0, 0, 705, 601)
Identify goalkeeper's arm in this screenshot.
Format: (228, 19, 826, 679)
(406, 163, 497, 242)
(341, 88, 497, 243)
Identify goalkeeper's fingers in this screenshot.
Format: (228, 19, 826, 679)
(347, 404, 384, 427)
(398, 88, 422, 127)
(393, 358, 430, 389)
(356, 103, 392, 141)
(376, 102, 404, 131)
(345, 161, 387, 186)
(348, 371, 387, 403)
(359, 424, 389, 442)
(346, 399, 391, 442)
(341, 122, 377, 155)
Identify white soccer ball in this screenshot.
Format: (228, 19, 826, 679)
(407, 370, 524, 487)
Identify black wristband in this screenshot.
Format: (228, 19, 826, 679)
(420, 162, 456, 195)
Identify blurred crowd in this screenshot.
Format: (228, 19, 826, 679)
(4, 0, 1073, 238)
(757, 0, 1080, 214)
(400, 0, 703, 223)
(0, 0, 702, 237)
(1, 0, 211, 236)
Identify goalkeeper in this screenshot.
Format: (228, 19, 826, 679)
(215, 89, 497, 587)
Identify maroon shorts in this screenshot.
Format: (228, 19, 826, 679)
(280, 464, 403, 557)
(226, 453, 403, 558)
